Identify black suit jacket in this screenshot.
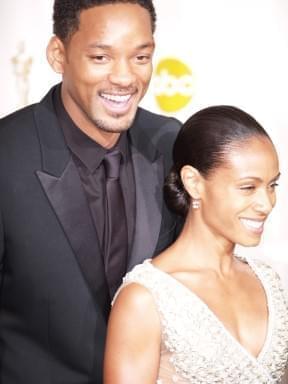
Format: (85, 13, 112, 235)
(0, 85, 181, 383)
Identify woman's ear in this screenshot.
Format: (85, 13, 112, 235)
(180, 165, 203, 199)
(46, 36, 66, 74)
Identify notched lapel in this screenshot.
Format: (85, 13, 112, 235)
(34, 87, 109, 317)
(128, 147, 164, 270)
(36, 159, 109, 318)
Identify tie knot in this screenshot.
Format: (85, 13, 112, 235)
(103, 149, 122, 179)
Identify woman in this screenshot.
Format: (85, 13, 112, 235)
(104, 106, 288, 383)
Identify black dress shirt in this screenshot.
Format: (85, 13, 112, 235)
(53, 86, 136, 262)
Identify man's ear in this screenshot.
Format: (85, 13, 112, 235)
(180, 165, 203, 200)
(46, 36, 66, 74)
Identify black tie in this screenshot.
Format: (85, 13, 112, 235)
(103, 150, 128, 298)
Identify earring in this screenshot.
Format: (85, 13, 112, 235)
(192, 199, 201, 209)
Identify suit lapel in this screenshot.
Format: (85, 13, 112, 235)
(128, 148, 163, 270)
(34, 87, 110, 317)
(127, 117, 164, 270)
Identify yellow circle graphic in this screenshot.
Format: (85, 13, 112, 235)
(153, 58, 194, 113)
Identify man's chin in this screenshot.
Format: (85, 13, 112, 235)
(92, 114, 136, 133)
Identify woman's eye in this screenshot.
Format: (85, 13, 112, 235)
(269, 182, 279, 189)
(240, 185, 255, 191)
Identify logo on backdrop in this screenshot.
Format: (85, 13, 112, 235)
(153, 58, 194, 113)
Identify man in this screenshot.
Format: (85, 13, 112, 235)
(0, 1, 181, 383)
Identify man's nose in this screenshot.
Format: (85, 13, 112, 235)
(108, 59, 136, 87)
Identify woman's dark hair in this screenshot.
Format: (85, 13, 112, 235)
(53, 0, 156, 42)
(164, 105, 271, 217)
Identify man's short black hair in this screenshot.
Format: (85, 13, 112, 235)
(53, 0, 156, 42)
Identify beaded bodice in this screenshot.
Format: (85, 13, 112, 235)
(120, 258, 288, 383)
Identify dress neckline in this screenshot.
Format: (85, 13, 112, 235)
(145, 256, 272, 363)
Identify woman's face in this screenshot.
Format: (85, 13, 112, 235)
(200, 136, 280, 247)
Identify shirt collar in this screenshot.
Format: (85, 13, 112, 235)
(53, 84, 129, 172)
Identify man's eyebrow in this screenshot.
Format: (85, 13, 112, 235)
(87, 42, 155, 50)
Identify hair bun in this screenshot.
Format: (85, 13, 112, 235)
(164, 167, 190, 217)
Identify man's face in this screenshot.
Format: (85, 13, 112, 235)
(56, 3, 154, 142)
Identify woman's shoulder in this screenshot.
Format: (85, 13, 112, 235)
(112, 257, 179, 312)
(111, 263, 162, 329)
(123, 259, 154, 282)
(112, 259, 158, 305)
(112, 280, 157, 314)
(247, 256, 281, 277)
(237, 254, 279, 275)
(246, 256, 288, 304)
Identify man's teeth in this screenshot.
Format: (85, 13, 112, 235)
(240, 219, 264, 230)
(101, 93, 131, 103)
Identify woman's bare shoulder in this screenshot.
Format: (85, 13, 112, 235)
(112, 281, 157, 315)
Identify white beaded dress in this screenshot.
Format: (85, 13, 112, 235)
(117, 257, 288, 383)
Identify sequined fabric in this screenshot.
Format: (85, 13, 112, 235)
(118, 257, 288, 383)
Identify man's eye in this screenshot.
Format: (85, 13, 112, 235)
(90, 55, 108, 63)
(135, 55, 151, 63)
